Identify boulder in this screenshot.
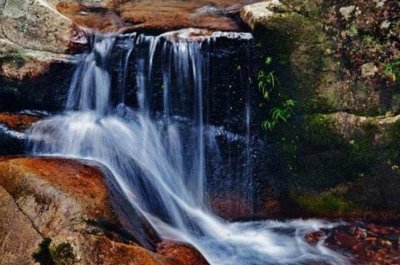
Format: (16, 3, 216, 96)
(0, 0, 85, 54)
(0, 156, 209, 264)
(0, 0, 85, 86)
(240, 0, 281, 29)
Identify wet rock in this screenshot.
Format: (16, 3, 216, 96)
(211, 195, 253, 219)
(57, 3, 125, 33)
(157, 241, 209, 265)
(57, 0, 253, 32)
(0, 112, 44, 155)
(117, 0, 240, 32)
(305, 231, 325, 245)
(0, 112, 42, 132)
(317, 222, 400, 265)
(0, 156, 180, 265)
(0, 60, 73, 112)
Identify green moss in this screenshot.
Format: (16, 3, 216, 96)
(304, 114, 345, 149)
(382, 120, 400, 162)
(0, 50, 26, 69)
(254, 9, 329, 114)
(292, 186, 357, 215)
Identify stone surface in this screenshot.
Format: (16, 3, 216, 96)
(239, 0, 400, 215)
(240, 0, 281, 29)
(0, 0, 86, 83)
(306, 221, 400, 265)
(56, 0, 261, 33)
(157, 241, 209, 265)
(0, 112, 43, 155)
(0, 112, 43, 132)
(0, 186, 43, 265)
(0, 0, 85, 54)
(0, 156, 210, 265)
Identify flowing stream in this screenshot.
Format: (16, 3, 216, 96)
(27, 30, 348, 265)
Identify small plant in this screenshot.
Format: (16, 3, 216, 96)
(257, 57, 276, 101)
(384, 60, 400, 82)
(262, 99, 296, 131)
(257, 56, 296, 131)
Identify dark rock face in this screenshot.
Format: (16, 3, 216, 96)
(0, 61, 74, 112)
(0, 113, 44, 155)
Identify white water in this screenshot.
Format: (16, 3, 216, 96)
(27, 31, 349, 265)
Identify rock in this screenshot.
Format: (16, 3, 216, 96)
(0, 0, 85, 54)
(0, 112, 44, 155)
(56, 3, 125, 33)
(0, 38, 71, 80)
(0, 185, 43, 265)
(0, 156, 181, 265)
(339, 5, 356, 21)
(0, 58, 73, 111)
(305, 231, 325, 245)
(0, 112, 43, 132)
(361, 62, 378, 77)
(240, 0, 281, 29)
(157, 241, 209, 265)
(57, 0, 250, 32)
(320, 222, 400, 265)
(0, 0, 86, 83)
(117, 0, 240, 32)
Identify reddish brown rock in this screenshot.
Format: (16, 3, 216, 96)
(305, 231, 325, 245)
(0, 156, 188, 265)
(57, 0, 260, 33)
(117, 0, 239, 32)
(0, 113, 42, 132)
(157, 241, 209, 265)
(211, 195, 253, 219)
(306, 222, 400, 265)
(0, 186, 43, 265)
(57, 3, 125, 33)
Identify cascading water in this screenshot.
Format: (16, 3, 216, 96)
(27, 29, 349, 265)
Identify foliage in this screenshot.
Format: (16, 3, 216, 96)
(384, 60, 400, 83)
(257, 56, 296, 131)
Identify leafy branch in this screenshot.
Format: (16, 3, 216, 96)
(258, 57, 296, 131)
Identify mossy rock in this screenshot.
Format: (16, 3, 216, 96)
(290, 185, 358, 216)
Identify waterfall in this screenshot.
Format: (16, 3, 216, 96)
(27, 29, 348, 265)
